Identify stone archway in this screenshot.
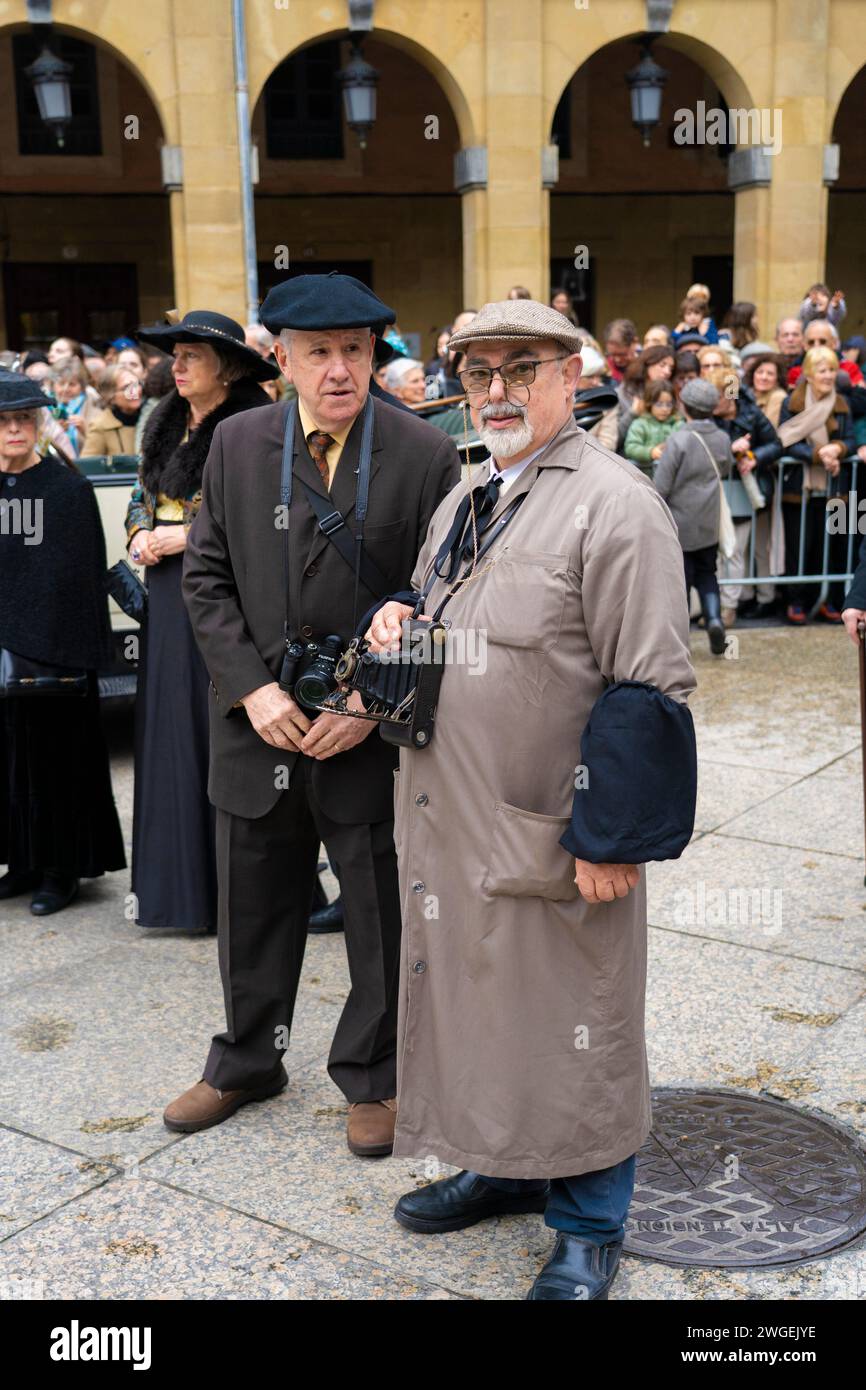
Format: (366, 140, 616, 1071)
(0, 19, 175, 349)
(546, 32, 757, 336)
(251, 31, 469, 364)
(827, 63, 866, 334)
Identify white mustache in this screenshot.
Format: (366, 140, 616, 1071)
(480, 402, 526, 420)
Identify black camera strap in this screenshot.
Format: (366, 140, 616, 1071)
(428, 492, 528, 622)
(280, 394, 378, 640)
(299, 479, 391, 599)
(415, 476, 530, 623)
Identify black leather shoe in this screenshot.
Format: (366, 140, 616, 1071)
(394, 1170, 549, 1233)
(308, 895, 344, 934)
(30, 874, 79, 916)
(526, 1234, 623, 1300)
(0, 869, 40, 900)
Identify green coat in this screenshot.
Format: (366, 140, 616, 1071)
(624, 413, 682, 476)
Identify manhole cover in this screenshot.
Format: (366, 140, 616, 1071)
(624, 1088, 866, 1269)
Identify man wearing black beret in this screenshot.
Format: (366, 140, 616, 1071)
(167, 274, 459, 1155)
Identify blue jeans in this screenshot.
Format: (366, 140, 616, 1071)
(481, 1154, 636, 1245)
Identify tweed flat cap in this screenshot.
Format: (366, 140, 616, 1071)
(679, 377, 720, 416)
(260, 272, 396, 336)
(447, 300, 584, 355)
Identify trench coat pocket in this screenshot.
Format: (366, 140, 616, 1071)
(472, 549, 568, 650)
(482, 801, 579, 901)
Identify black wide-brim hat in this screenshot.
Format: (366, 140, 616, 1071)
(0, 368, 51, 412)
(136, 310, 280, 382)
(260, 272, 396, 338)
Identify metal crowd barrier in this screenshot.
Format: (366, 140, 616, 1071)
(716, 453, 860, 613)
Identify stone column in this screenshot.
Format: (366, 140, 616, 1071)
(455, 150, 488, 308)
(762, 0, 831, 330)
(476, 0, 548, 301)
(729, 149, 772, 327)
(170, 0, 247, 318)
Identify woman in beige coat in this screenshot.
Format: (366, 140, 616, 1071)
(366, 300, 697, 1300)
(80, 365, 142, 456)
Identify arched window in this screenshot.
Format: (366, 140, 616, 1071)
(264, 40, 344, 160)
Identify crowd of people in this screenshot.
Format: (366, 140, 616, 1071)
(0, 277, 862, 927)
(353, 279, 862, 637)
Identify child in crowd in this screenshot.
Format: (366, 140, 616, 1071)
(673, 297, 710, 348)
(800, 283, 846, 329)
(672, 284, 719, 345)
(623, 380, 681, 476)
(653, 377, 735, 656)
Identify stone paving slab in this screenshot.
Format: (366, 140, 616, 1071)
(687, 628, 860, 777)
(0, 1126, 115, 1240)
(0, 1177, 457, 1300)
(647, 834, 866, 971)
(718, 765, 864, 861)
(0, 940, 337, 1162)
(693, 760, 800, 836)
(615, 1246, 865, 1301)
(140, 1067, 562, 1301)
(769, 995, 866, 1138)
(644, 929, 864, 1119)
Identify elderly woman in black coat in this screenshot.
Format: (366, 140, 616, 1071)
(0, 370, 125, 915)
(125, 312, 278, 933)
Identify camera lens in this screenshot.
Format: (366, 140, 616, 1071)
(294, 672, 331, 705)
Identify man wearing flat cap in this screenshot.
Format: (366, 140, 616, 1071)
(365, 299, 698, 1299)
(167, 274, 459, 1155)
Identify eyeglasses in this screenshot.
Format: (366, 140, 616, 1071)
(458, 356, 568, 395)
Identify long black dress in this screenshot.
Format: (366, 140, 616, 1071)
(129, 380, 272, 932)
(0, 454, 125, 878)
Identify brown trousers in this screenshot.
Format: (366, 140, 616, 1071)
(204, 756, 401, 1101)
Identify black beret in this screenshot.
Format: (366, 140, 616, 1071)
(260, 272, 396, 335)
(0, 368, 51, 413)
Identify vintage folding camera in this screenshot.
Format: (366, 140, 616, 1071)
(310, 619, 448, 749)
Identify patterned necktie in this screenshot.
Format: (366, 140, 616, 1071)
(307, 430, 335, 490)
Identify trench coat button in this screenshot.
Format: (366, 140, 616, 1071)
(412, 960, 427, 974)
(442, 617, 451, 629)
(412, 881, 425, 893)
(305, 563, 318, 577)
(414, 793, 429, 806)
(301, 624, 313, 638)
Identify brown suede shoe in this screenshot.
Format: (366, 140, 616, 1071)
(163, 1070, 287, 1134)
(347, 1098, 397, 1156)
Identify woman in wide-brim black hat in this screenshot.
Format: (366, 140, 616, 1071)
(125, 311, 278, 934)
(0, 369, 126, 915)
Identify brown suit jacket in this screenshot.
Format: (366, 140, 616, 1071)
(182, 393, 460, 820)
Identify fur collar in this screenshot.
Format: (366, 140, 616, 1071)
(140, 377, 272, 498)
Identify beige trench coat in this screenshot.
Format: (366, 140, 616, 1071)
(391, 413, 696, 1179)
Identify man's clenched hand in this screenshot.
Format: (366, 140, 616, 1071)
(241, 682, 312, 751)
(574, 860, 640, 904)
(366, 601, 427, 652)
